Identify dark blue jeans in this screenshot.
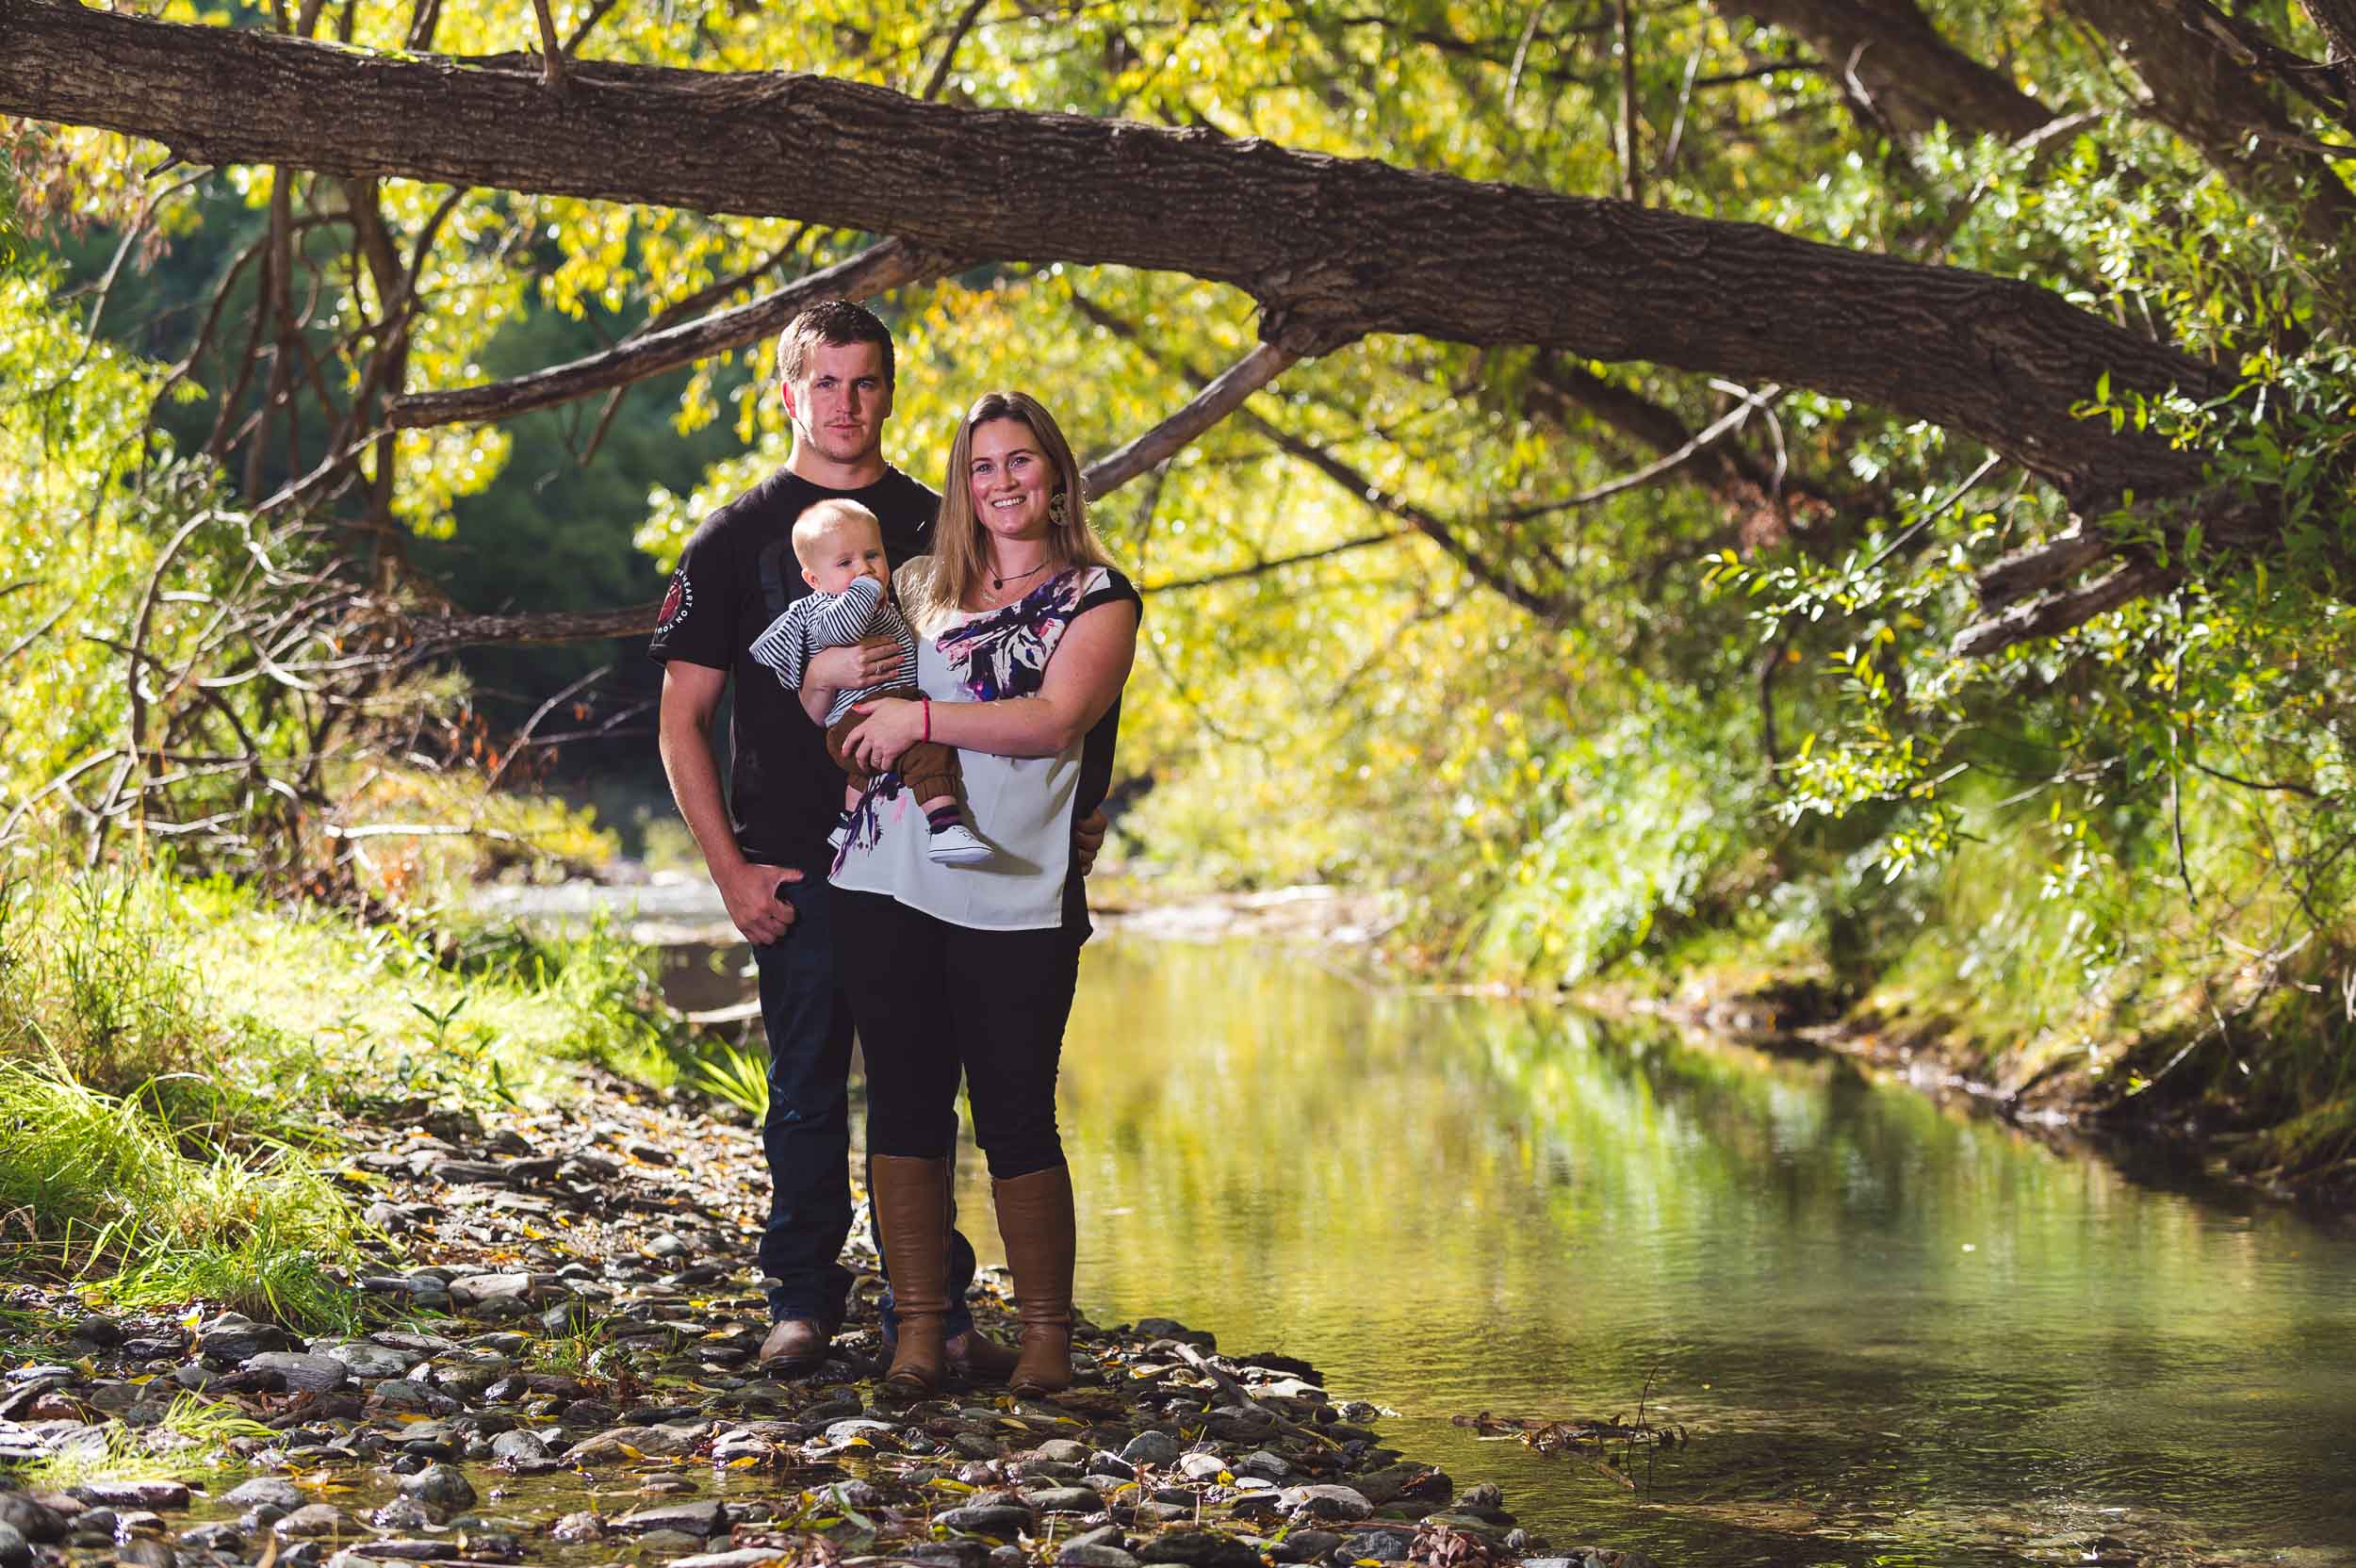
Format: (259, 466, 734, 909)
(751, 870, 977, 1335)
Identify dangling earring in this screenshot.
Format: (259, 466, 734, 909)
(1048, 491, 1069, 528)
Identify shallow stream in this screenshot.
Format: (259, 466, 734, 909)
(916, 936, 2356, 1568)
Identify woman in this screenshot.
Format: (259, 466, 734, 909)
(830, 390, 1141, 1397)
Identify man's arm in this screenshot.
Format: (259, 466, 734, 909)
(658, 661, 799, 945)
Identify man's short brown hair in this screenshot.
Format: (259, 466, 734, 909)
(777, 299, 895, 388)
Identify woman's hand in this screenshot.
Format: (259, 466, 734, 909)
(843, 696, 927, 774)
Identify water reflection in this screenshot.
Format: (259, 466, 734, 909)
(940, 938, 2356, 1567)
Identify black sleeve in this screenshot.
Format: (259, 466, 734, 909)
(646, 517, 737, 669)
(1073, 566, 1143, 623)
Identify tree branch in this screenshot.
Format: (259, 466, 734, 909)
(386, 238, 962, 427)
(1081, 342, 1302, 497)
(1949, 557, 2179, 657)
(0, 0, 2226, 510)
(1140, 531, 1408, 593)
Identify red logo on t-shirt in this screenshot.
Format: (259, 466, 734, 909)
(656, 572, 692, 634)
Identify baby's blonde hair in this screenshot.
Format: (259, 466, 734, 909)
(792, 498, 881, 566)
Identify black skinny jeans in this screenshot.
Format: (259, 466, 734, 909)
(834, 887, 1081, 1179)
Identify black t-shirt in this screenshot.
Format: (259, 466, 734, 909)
(647, 464, 937, 872)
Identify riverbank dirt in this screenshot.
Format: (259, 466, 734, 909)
(0, 1068, 1659, 1568)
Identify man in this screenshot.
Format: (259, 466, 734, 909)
(652, 299, 1095, 1374)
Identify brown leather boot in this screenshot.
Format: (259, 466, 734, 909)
(870, 1154, 951, 1396)
(992, 1165, 1076, 1396)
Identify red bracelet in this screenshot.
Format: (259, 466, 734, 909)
(921, 697, 930, 743)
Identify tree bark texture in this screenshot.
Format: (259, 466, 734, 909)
(2064, 0, 2356, 257)
(0, 0, 2226, 512)
(1723, 0, 2051, 139)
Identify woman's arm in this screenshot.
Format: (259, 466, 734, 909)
(843, 600, 1139, 772)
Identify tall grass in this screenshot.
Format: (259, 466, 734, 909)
(0, 857, 692, 1327)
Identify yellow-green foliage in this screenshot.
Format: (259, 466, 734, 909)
(0, 858, 690, 1322)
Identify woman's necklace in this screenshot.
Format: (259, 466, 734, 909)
(990, 559, 1052, 593)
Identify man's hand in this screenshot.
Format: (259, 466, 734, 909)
(807, 635, 909, 694)
(716, 859, 802, 946)
(1072, 808, 1108, 876)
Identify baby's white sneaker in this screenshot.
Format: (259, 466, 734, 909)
(926, 823, 992, 864)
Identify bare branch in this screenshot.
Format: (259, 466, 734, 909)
(530, 0, 568, 99)
(1080, 342, 1302, 498)
(1141, 531, 1408, 593)
(921, 0, 990, 102)
(387, 238, 963, 428)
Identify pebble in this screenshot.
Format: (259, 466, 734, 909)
(70, 1481, 188, 1511)
(174, 1524, 243, 1553)
(246, 1351, 350, 1393)
(194, 1314, 288, 1364)
(273, 1505, 354, 1539)
(488, 1428, 553, 1463)
(395, 1463, 475, 1513)
(1278, 1483, 1375, 1522)
(1341, 1528, 1417, 1562)
(1121, 1431, 1184, 1467)
(0, 1077, 1599, 1568)
(314, 1342, 413, 1380)
(609, 1500, 728, 1537)
(1136, 1531, 1264, 1568)
(1059, 1547, 1139, 1568)
(937, 1504, 1037, 1537)
(220, 1478, 304, 1511)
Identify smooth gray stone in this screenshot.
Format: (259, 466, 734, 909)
(445, 1274, 534, 1308)
(1135, 1532, 1261, 1568)
(1177, 1452, 1227, 1480)
(1119, 1431, 1182, 1468)
(72, 1479, 190, 1511)
(608, 1500, 727, 1536)
(196, 1315, 289, 1364)
(1276, 1484, 1374, 1522)
(273, 1504, 354, 1539)
(1023, 1487, 1102, 1514)
(487, 1429, 552, 1463)
(176, 1523, 245, 1553)
(1057, 1548, 1138, 1568)
(246, 1353, 350, 1394)
(117, 1538, 176, 1568)
(315, 1343, 412, 1380)
(670, 1551, 800, 1568)
(0, 1522, 26, 1568)
(1270, 1530, 1341, 1564)
(221, 1478, 305, 1511)
(396, 1464, 476, 1513)
(1035, 1439, 1090, 1465)
(935, 1505, 1036, 1537)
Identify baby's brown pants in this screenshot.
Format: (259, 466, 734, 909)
(826, 687, 959, 804)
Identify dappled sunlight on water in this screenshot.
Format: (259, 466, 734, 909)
(941, 938, 2356, 1568)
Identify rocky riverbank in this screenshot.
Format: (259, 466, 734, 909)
(0, 1069, 1657, 1568)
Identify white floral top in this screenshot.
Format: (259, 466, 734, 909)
(828, 562, 1140, 932)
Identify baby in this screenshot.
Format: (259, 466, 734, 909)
(748, 498, 989, 864)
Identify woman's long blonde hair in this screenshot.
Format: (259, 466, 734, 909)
(921, 392, 1115, 622)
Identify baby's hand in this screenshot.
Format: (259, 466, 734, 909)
(808, 635, 908, 693)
